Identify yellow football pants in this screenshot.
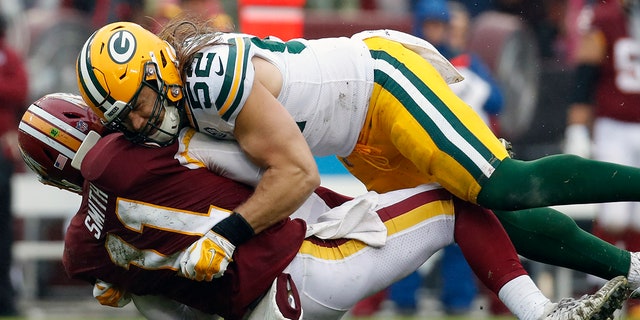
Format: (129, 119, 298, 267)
(341, 37, 510, 203)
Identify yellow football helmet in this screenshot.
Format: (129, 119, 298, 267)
(76, 21, 184, 145)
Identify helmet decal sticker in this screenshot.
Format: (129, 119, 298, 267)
(54, 154, 68, 170)
(76, 120, 89, 133)
(49, 127, 60, 138)
(108, 30, 137, 64)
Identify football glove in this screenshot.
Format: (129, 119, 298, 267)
(93, 280, 131, 307)
(180, 230, 236, 281)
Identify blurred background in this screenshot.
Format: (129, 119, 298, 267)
(0, 0, 615, 318)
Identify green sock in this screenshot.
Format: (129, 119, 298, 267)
(478, 155, 640, 210)
(494, 207, 630, 279)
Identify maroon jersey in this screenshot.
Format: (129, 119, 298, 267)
(62, 133, 306, 319)
(589, 1, 640, 122)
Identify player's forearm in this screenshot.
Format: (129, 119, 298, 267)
(234, 164, 320, 233)
(567, 103, 593, 126)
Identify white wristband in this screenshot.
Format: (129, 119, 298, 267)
(563, 124, 591, 158)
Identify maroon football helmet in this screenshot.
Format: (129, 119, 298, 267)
(17, 93, 104, 193)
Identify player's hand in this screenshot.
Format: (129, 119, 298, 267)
(180, 230, 236, 281)
(93, 280, 131, 307)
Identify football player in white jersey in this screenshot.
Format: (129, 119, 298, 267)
(76, 19, 640, 288)
(17, 93, 635, 320)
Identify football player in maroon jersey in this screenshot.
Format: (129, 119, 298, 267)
(18, 93, 630, 320)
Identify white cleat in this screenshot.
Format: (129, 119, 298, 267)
(541, 276, 629, 320)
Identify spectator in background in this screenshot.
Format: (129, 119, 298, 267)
(455, 0, 495, 17)
(0, 13, 28, 316)
(447, 0, 503, 130)
(565, 1, 640, 318)
(352, 0, 504, 316)
(477, 0, 573, 161)
(413, 0, 504, 315)
(446, 1, 510, 314)
(386, 0, 460, 315)
(446, 2, 505, 314)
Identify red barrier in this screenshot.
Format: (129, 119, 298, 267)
(239, 0, 305, 40)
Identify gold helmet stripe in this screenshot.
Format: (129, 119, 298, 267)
(18, 122, 76, 161)
(19, 108, 85, 159)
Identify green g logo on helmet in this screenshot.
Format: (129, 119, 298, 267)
(107, 29, 137, 64)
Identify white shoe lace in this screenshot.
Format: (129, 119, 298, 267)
(543, 297, 591, 320)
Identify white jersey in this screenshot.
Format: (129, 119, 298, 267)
(183, 33, 373, 157)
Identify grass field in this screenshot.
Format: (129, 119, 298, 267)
(0, 316, 517, 320)
(3, 297, 521, 319)
(343, 317, 516, 320)
(0, 294, 524, 319)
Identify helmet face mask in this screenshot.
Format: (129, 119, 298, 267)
(19, 149, 82, 192)
(18, 93, 105, 194)
(77, 22, 184, 147)
(111, 61, 184, 146)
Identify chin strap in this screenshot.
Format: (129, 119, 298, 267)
(145, 105, 181, 145)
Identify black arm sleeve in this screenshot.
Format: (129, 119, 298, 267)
(569, 63, 599, 104)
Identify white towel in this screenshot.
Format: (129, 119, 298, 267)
(351, 29, 465, 85)
(305, 191, 387, 247)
